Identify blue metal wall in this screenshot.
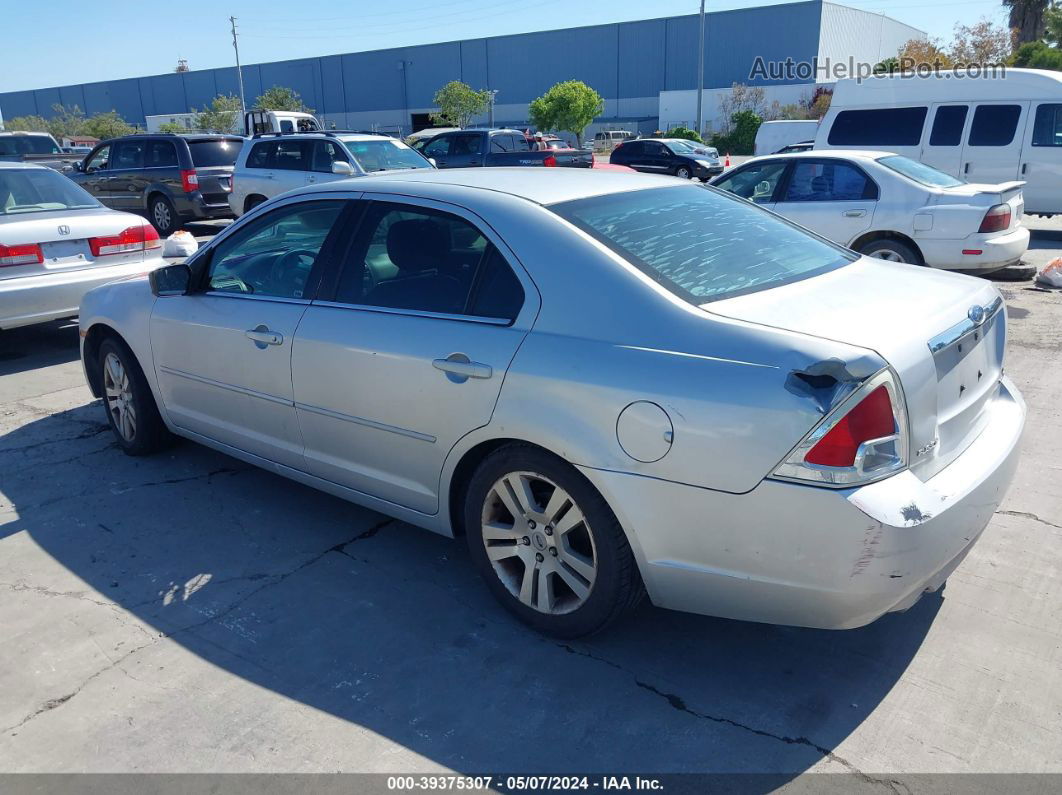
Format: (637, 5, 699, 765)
(1, 1, 826, 125)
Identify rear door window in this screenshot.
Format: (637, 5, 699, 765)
(451, 134, 483, 156)
(1031, 103, 1062, 147)
(781, 160, 876, 202)
(929, 105, 968, 146)
(188, 139, 241, 167)
(968, 105, 1021, 147)
(827, 107, 927, 146)
(274, 141, 310, 170)
(146, 140, 179, 167)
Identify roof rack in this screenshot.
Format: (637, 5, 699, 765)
(251, 129, 392, 139)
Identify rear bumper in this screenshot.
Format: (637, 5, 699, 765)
(174, 192, 235, 221)
(580, 375, 1025, 629)
(919, 226, 1030, 271)
(0, 258, 163, 330)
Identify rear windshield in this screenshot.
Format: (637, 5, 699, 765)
(339, 138, 432, 172)
(550, 185, 854, 303)
(0, 135, 61, 157)
(877, 155, 964, 188)
(0, 167, 100, 215)
(187, 139, 241, 167)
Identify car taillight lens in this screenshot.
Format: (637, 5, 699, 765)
(0, 243, 44, 267)
(543, 155, 557, 168)
(772, 370, 908, 487)
(181, 169, 199, 193)
(89, 225, 162, 257)
(978, 204, 1011, 233)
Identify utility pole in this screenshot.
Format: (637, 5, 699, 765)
(487, 90, 498, 128)
(695, 0, 706, 138)
(230, 16, 247, 116)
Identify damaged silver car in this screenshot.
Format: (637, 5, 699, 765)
(78, 169, 1025, 637)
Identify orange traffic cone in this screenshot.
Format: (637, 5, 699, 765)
(724, 152, 731, 168)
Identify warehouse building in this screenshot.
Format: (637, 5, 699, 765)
(0, 0, 923, 136)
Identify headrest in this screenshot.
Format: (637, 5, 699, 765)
(810, 175, 829, 193)
(386, 219, 450, 273)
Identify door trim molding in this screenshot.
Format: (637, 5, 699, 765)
(158, 365, 292, 406)
(295, 401, 437, 443)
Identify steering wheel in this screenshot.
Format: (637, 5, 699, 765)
(268, 248, 317, 295)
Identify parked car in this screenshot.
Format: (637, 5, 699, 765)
(420, 129, 591, 168)
(79, 168, 1024, 637)
(775, 141, 814, 154)
(710, 150, 1029, 270)
(754, 120, 820, 156)
(610, 138, 723, 180)
(407, 127, 461, 150)
(228, 131, 434, 216)
(815, 68, 1062, 216)
(0, 163, 164, 330)
(592, 130, 636, 151)
(0, 131, 82, 172)
(69, 134, 241, 236)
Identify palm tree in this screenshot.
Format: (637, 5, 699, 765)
(1004, 0, 1050, 45)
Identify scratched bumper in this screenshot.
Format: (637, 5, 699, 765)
(579, 375, 1025, 629)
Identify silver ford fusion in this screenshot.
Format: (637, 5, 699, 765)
(1, 162, 164, 330)
(78, 168, 1025, 637)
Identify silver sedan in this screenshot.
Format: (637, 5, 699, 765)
(0, 162, 166, 330)
(78, 169, 1025, 637)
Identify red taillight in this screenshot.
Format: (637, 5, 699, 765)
(0, 243, 44, 267)
(804, 385, 896, 467)
(89, 225, 162, 257)
(613, 142, 624, 150)
(978, 204, 1011, 233)
(543, 155, 557, 168)
(181, 169, 199, 193)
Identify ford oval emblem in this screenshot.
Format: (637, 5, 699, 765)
(968, 305, 985, 325)
(58, 224, 71, 236)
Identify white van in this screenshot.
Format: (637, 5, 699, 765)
(754, 120, 819, 155)
(816, 69, 1062, 216)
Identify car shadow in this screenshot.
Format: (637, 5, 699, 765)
(0, 403, 941, 776)
(0, 320, 81, 376)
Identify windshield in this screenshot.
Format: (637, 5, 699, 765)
(0, 167, 101, 215)
(666, 140, 716, 156)
(340, 138, 431, 172)
(550, 185, 854, 303)
(0, 135, 61, 158)
(188, 139, 241, 167)
(877, 155, 964, 188)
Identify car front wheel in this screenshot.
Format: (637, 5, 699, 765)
(464, 444, 644, 637)
(675, 166, 692, 179)
(98, 338, 172, 456)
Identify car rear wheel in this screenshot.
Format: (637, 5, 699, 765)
(675, 166, 692, 179)
(464, 444, 644, 637)
(858, 238, 921, 265)
(245, 195, 267, 213)
(99, 338, 172, 456)
(149, 195, 178, 236)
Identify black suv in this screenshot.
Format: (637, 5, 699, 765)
(609, 138, 723, 181)
(70, 134, 242, 235)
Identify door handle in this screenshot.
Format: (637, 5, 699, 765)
(1021, 163, 1028, 176)
(245, 327, 283, 346)
(964, 162, 970, 175)
(842, 209, 866, 218)
(432, 354, 492, 382)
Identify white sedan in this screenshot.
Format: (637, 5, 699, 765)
(710, 150, 1029, 271)
(0, 162, 165, 330)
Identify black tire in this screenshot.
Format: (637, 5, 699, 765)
(464, 444, 645, 638)
(857, 238, 922, 265)
(245, 195, 267, 214)
(675, 166, 692, 179)
(149, 194, 179, 236)
(98, 338, 172, 456)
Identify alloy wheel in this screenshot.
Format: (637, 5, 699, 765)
(481, 471, 597, 615)
(103, 352, 136, 442)
(153, 200, 171, 231)
(677, 167, 691, 179)
(865, 248, 906, 263)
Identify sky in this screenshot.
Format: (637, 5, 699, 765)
(1, 0, 1012, 94)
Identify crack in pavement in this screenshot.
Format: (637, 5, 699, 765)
(557, 644, 907, 793)
(0, 517, 395, 738)
(0, 424, 110, 456)
(995, 509, 1062, 531)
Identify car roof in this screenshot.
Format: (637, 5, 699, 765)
(0, 161, 50, 170)
(296, 167, 678, 206)
(749, 149, 893, 161)
(0, 131, 53, 136)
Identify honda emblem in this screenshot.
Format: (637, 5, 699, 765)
(58, 225, 71, 236)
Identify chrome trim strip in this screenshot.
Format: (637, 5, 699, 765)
(204, 291, 311, 305)
(311, 300, 511, 326)
(158, 365, 292, 406)
(928, 296, 1004, 354)
(294, 401, 436, 443)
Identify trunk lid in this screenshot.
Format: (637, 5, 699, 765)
(930, 181, 1025, 232)
(708, 258, 1006, 480)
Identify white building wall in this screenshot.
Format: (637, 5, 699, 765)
(817, 3, 926, 70)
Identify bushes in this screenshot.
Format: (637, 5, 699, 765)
(666, 126, 702, 143)
(709, 110, 762, 155)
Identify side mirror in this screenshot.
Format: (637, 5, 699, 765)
(73, 161, 84, 172)
(149, 263, 192, 296)
(331, 161, 355, 176)
(428, 158, 437, 167)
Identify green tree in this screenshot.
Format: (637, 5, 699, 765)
(709, 110, 763, 155)
(1004, 0, 1050, 45)
(158, 122, 188, 134)
(46, 104, 87, 141)
(1045, 3, 1062, 44)
(254, 85, 312, 112)
(2, 115, 51, 133)
(667, 125, 702, 142)
(873, 56, 901, 74)
(950, 18, 1014, 63)
(1011, 39, 1062, 68)
(527, 80, 604, 146)
(431, 81, 489, 128)
(194, 94, 242, 133)
(80, 111, 135, 140)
